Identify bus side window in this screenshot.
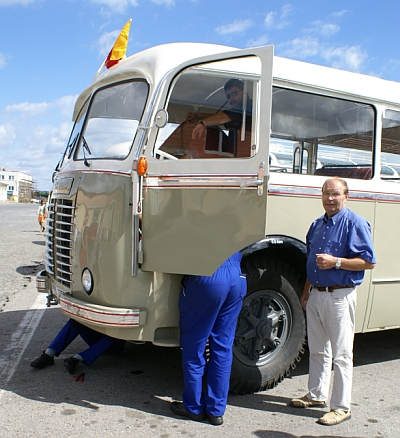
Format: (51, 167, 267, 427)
(381, 110, 400, 181)
(270, 87, 374, 178)
(154, 58, 260, 160)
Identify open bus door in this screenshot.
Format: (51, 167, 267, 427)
(140, 46, 273, 276)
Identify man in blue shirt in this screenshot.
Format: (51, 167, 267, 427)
(290, 177, 376, 426)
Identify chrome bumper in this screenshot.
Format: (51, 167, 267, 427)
(36, 270, 147, 327)
(58, 294, 147, 327)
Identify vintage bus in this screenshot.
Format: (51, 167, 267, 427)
(36, 43, 400, 394)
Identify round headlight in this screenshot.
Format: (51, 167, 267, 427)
(82, 268, 94, 295)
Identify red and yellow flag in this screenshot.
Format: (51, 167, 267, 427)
(105, 19, 132, 69)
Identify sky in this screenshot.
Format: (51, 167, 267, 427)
(1, 0, 400, 191)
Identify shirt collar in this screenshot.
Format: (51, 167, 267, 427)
(323, 207, 348, 224)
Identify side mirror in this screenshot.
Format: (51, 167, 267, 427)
(155, 109, 168, 128)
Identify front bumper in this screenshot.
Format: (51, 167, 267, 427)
(58, 294, 147, 327)
(36, 270, 147, 327)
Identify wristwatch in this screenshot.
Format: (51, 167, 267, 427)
(335, 257, 342, 269)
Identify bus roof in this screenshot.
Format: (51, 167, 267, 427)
(73, 42, 400, 121)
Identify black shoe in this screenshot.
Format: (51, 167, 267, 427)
(30, 352, 54, 369)
(170, 401, 206, 422)
(208, 415, 223, 426)
(64, 357, 79, 374)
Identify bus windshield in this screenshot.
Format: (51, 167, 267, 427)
(75, 80, 149, 161)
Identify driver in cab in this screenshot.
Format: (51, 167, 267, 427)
(187, 78, 251, 140)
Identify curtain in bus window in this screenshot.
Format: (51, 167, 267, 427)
(154, 57, 260, 160)
(270, 87, 375, 179)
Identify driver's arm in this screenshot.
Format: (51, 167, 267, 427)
(191, 113, 232, 139)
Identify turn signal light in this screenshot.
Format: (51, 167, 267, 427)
(137, 156, 148, 176)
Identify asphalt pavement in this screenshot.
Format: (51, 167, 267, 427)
(0, 202, 399, 438)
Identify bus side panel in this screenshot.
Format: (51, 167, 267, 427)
(266, 183, 377, 333)
(68, 172, 180, 342)
(367, 199, 400, 329)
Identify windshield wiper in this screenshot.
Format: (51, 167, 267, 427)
(82, 136, 92, 167)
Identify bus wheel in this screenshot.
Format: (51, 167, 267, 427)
(230, 257, 306, 394)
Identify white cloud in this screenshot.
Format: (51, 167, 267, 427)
(91, 0, 138, 14)
(0, 95, 76, 190)
(307, 20, 340, 37)
(98, 29, 122, 57)
(55, 96, 78, 119)
(264, 12, 276, 28)
(278, 36, 320, 59)
(5, 101, 50, 115)
(151, 0, 175, 5)
(322, 45, 367, 72)
(332, 9, 350, 18)
(264, 4, 293, 30)
(0, 123, 16, 147)
(278, 37, 368, 73)
(281, 4, 294, 18)
(0, 53, 6, 69)
(247, 35, 269, 48)
(215, 19, 253, 36)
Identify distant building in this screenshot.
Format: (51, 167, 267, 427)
(0, 169, 33, 202)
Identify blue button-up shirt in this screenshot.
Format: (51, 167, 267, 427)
(306, 207, 376, 287)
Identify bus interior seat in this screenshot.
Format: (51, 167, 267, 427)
(314, 166, 372, 180)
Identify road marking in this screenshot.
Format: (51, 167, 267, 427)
(0, 294, 47, 402)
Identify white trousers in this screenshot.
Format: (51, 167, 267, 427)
(306, 287, 356, 411)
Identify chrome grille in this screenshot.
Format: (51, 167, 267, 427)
(45, 198, 75, 287)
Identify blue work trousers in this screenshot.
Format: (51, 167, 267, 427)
(48, 319, 124, 366)
(179, 253, 246, 417)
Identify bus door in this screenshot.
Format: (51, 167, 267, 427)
(140, 47, 273, 275)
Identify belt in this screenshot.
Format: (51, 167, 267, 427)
(314, 285, 353, 292)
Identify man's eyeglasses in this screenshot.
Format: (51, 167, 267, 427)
(322, 191, 345, 198)
(226, 90, 239, 100)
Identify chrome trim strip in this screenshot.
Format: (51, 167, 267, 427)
(61, 169, 131, 177)
(58, 295, 145, 327)
(55, 244, 73, 251)
(56, 220, 74, 227)
(55, 228, 73, 234)
(57, 213, 75, 219)
(268, 184, 400, 203)
(55, 253, 72, 260)
(56, 275, 72, 283)
(57, 266, 72, 274)
(56, 205, 75, 210)
(55, 236, 74, 243)
(144, 174, 260, 189)
(57, 260, 73, 268)
(372, 278, 400, 284)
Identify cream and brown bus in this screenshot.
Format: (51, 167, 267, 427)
(37, 43, 400, 394)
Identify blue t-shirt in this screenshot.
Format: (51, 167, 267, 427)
(306, 207, 376, 287)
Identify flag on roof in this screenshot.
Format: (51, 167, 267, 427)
(105, 19, 132, 69)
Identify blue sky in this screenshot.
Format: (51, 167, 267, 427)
(1, 0, 400, 191)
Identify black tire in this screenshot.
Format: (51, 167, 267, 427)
(230, 257, 306, 394)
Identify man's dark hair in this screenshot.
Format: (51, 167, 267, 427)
(224, 79, 244, 91)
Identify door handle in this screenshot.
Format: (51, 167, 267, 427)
(240, 162, 265, 196)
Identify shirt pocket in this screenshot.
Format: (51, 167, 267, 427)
(325, 240, 343, 255)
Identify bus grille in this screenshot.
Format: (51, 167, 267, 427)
(45, 199, 75, 288)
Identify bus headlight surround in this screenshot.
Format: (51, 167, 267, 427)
(82, 268, 94, 295)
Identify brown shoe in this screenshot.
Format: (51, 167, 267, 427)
(290, 395, 326, 408)
(318, 409, 351, 425)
